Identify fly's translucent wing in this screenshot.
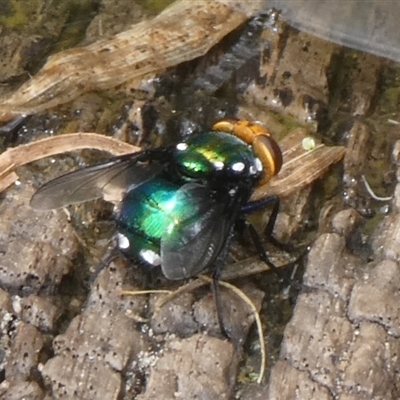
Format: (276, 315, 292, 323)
(160, 183, 236, 280)
(30, 149, 168, 210)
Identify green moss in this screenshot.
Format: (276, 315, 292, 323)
(51, 0, 101, 52)
(141, 0, 175, 13)
(0, 0, 42, 28)
(375, 64, 400, 116)
(363, 212, 385, 239)
(268, 110, 308, 140)
(380, 87, 400, 115)
(237, 365, 259, 384)
(0, 0, 97, 36)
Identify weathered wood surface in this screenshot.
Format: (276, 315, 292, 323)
(1, 1, 399, 399)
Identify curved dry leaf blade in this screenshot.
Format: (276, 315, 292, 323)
(253, 129, 345, 200)
(0, 0, 264, 122)
(0, 133, 139, 193)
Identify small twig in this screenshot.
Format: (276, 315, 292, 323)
(361, 175, 392, 201)
(198, 275, 266, 384)
(120, 289, 172, 296)
(388, 118, 400, 125)
(154, 253, 293, 311)
(149, 274, 266, 383)
(120, 289, 174, 324)
(154, 279, 207, 310)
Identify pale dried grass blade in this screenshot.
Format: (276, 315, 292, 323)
(253, 128, 346, 200)
(198, 275, 266, 384)
(0, 0, 263, 122)
(0, 133, 139, 192)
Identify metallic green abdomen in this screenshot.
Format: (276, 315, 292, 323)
(118, 178, 179, 264)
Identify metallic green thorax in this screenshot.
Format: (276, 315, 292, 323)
(174, 132, 261, 181)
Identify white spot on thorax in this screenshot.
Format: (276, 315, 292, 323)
(212, 160, 224, 170)
(231, 162, 245, 172)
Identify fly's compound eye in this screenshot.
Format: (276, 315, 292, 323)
(253, 134, 283, 186)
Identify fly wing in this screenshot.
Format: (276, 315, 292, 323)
(30, 150, 168, 210)
(160, 183, 236, 280)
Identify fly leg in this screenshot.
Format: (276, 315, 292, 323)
(240, 195, 300, 284)
(240, 195, 282, 269)
(210, 226, 237, 339)
(212, 265, 229, 338)
(89, 246, 121, 286)
(241, 195, 290, 251)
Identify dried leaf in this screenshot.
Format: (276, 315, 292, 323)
(253, 128, 345, 199)
(0, 133, 139, 192)
(0, 0, 263, 122)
